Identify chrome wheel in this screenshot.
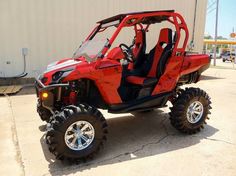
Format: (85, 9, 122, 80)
(64, 120, 95, 151)
(187, 101, 204, 124)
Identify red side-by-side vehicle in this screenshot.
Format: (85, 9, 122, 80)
(35, 10, 212, 162)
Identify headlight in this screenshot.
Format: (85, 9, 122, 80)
(51, 69, 73, 83)
(41, 77, 48, 84)
(38, 74, 48, 84)
(52, 71, 64, 81)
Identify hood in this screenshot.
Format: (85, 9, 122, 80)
(39, 58, 85, 85)
(44, 58, 81, 73)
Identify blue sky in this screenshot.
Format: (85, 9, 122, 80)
(205, 0, 236, 38)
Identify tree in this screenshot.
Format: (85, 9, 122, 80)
(217, 36, 227, 40)
(204, 35, 213, 39)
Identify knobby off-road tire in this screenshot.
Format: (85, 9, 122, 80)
(169, 87, 212, 134)
(37, 102, 52, 122)
(46, 104, 108, 162)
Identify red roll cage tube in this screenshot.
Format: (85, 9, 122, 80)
(85, 11, 189, 66)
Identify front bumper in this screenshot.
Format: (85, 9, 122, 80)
(35, 78, 69, 93)
(35, 78, 70, 111)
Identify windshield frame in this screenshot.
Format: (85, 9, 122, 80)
(72, 38, 110, 61)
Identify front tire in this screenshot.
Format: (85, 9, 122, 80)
(37, 102, 52, 122)
(169, 88, 212, 134)
(46, 104, 108, 162)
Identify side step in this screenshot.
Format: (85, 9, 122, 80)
(108, 91, 173, 113)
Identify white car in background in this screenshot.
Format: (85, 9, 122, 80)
(221, 52, 235, 62)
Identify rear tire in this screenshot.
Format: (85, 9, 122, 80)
(169, 88, 212, 134)
(46, 104, 108, 162)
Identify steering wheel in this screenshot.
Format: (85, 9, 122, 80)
(119, 44, 134, 62)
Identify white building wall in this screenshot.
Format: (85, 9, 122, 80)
(0, 0, 207, 77)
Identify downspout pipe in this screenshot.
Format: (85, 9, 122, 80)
(190, 0, 198, 51)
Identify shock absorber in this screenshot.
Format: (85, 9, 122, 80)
(69, 81, 77, 104)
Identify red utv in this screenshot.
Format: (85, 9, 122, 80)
(35, 10, 212, 162)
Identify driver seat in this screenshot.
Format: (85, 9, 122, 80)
(126, 28, 173, 87)
(132, 29, 146, 68)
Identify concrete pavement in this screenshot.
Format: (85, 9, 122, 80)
(210, 58, 236, 69)
(0, 67, 236, 176)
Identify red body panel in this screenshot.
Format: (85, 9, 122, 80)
(106, 47, 125, 61)
(180, 54, 210, 76)
(152, 55, 184, 94)
(43, 58, 122, 104)
(152, 54, 210, 94)
(65, 60, 122, 104)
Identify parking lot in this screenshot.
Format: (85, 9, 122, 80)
(211, 57, 236, 69)
(1, 66, 236, 176)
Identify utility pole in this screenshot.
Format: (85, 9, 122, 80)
(213, 0, 219, 66)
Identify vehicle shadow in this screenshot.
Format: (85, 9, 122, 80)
(39, 109, 218, 175)
(201, 75, 225, 80)
(16, 85, 36, 95)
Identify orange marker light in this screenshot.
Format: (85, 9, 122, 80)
(42, 92, 49, 99)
